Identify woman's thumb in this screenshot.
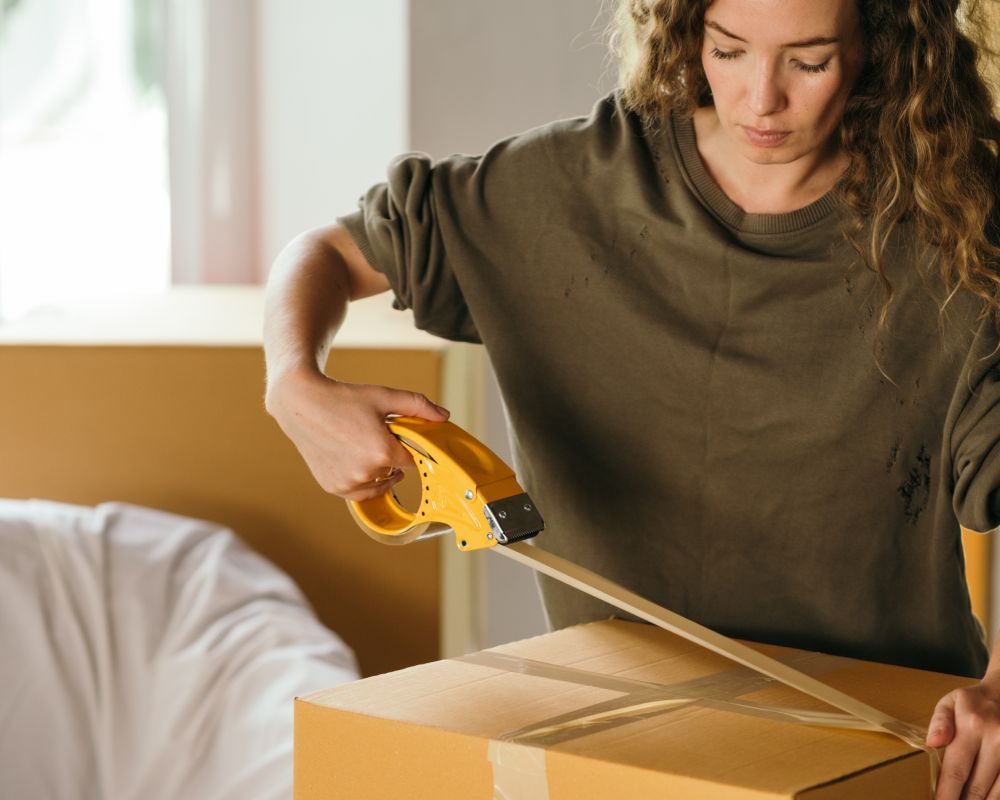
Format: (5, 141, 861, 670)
(926, 693, 957, 748)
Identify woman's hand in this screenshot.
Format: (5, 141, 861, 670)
(265, 363, 449, 501)
(927, 679, 1000, 799)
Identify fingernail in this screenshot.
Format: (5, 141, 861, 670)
(435, 404, 450, 415)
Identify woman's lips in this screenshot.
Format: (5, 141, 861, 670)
(742, 126, 791, 147)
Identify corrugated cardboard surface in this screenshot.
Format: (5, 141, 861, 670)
(295, 619, 973, 799)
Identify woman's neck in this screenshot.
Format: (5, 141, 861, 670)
(692, 106, 847, 215)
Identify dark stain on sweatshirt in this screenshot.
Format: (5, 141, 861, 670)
(886, 442, 900, 473)
(897, 445, 931, 524)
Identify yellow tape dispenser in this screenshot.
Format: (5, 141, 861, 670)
(348, 416, 544, 550)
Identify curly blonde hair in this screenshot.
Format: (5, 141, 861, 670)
(611, 0, 1000, 330)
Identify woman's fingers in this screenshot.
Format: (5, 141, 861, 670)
(265, 371, 450, 499)
(931, 684, 1000, 800)
(375, 386, 450, 421)
(341, 468, 407, 502)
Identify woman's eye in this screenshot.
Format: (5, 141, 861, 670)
(794, 60, 831, 74)
(709, 45, 830, 73)
(710, 47, 741, 61)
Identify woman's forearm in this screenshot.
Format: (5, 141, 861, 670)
(263, 228, 353, 399)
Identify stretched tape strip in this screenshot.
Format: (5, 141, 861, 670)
(493, 542, 943, 797)
(355, 513, 942, 795)
(470, 647, 937, 799)
(462, 649, 860, 747)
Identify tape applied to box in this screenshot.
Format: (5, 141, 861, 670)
(460, 647, 942, 799)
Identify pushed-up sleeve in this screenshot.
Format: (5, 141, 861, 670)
(951, 198, 1000, 532)
(951, 329, 1000, 533)
(339, 152, 483, 344)
(337, 92, 632, 346)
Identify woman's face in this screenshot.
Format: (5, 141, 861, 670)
(700, 0, 865, 166)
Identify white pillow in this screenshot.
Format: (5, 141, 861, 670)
(0, 499, 359, 800)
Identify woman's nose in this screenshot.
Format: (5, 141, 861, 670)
(747, 58, 786, 116)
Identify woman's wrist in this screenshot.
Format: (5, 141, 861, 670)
(264, 357, 333, 418)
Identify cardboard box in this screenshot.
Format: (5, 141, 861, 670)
(295, 619, 972, 799)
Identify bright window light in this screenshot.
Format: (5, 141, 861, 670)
(0, 0, 170, 321)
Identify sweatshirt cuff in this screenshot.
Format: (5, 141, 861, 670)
(337, 209, 382, 277)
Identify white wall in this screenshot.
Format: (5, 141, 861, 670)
(257, 0, 409, 270)
(410, 0, 615, 155)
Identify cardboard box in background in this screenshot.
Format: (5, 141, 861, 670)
(295, 619, 973, 799)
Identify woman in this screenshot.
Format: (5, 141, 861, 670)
(263, 1, 1000, 797)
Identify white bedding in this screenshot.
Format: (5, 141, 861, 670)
(0, 500, 359, 800)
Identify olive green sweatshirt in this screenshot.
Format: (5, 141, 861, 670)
(342, 91, 1000, 677)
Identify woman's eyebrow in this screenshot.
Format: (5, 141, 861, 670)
(704, 19, 839, 48)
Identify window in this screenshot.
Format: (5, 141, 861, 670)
(0, 0, 169, 320)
